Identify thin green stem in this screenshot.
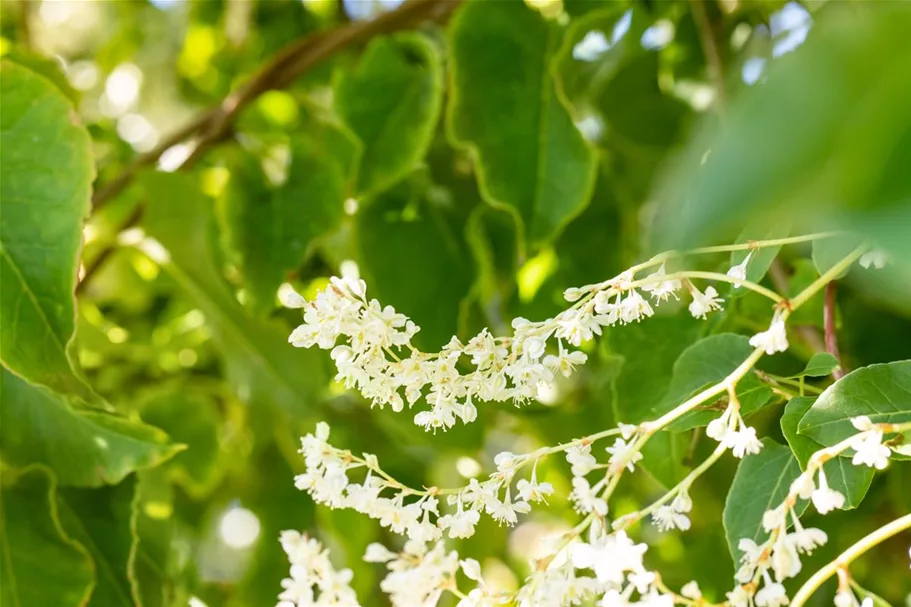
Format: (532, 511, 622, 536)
(616, 443, 727, 531)
(790, 246, 865, 309)
(630, 270, 783, 303)
(790, 513, 911, 607)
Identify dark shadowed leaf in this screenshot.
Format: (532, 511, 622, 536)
(723, 438, 807, 560)
(141, 171, 329, 416)
(336, 33, 442, 196)
(0, 466, 95, 606)
(448, 0, 597, 245)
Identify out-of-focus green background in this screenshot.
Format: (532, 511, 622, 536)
(1, 1, 909, 605)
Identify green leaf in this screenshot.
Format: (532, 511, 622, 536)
(604, 314, 704, 486)
(141, 171, 329, 415)
(57, 477, 138, 607)
(139, 390, 224, 498)
(354, 182, 475, 350)
(448, 0, 597, 245)
(650, 334, 773, 432)
(336, 33, 441, 196)
(812, 234, 863, 279)
(791, 352, 840, 378)
(221, 119, 358, 313)
(780, 397, 873, 509)
(654, 6, 911, 264)
(595, 52, 689, 150)
(722, 438, 807, 560)
(129, 469, 189, 607)
(798, 361, 911, 446)
(0, 466, 95, 607)
(0, 368, 183, 487)
(852, 582, 892, 607)
(0, 61, 97, 402)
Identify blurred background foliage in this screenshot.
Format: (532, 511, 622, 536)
(0, 0, 909, 606)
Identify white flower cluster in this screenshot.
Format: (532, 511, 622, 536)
(516, 524, 693, 607)
(727, 416, 896, 607)
(365, 541, 461, 607)
(286, 261, 732, 431)
(277, 531, 360, 607)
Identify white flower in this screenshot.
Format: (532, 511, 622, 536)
(570, 477, 608, 516)
(652, 505, 690, 532)
(850, 430, 891, 469)
(851, 415, 874, 431)
(790, 472, 815, 500)
(652, 490, 692, 532)
(364, 543, 397, 563)
(727, 251, 753, 287)
(834, 589, 857, 607)
(618, 289, 654, 324)
(516, 468, 554, 504)
(727, 585, 752, 607)
(573, 31, 609, 62)
(811, 468, 845, 514)
(605, 438, 643, 473)
(438, 505, 480, 539)
(544, 345, 588, 378)
(494, 451, 518, 472)
(460, 558, 483, 582)
(859, 249, 888, 269)
(640, 263, 681, 302)
(571, 530, 648, 585)
(749, 314, 789, 354)
(566, 444, 597, 476)
(725, 426, 764, 458)
(681, 581, 702, 600)
(688, 285, 724, 319)
(755, 579, 789, 607)
(788, 526, 827, 554)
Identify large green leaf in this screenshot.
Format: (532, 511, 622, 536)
(57, 477, 138, 607)
(651, 334, 773, 431)
(0, 368, 183, 487)
(335, 33, 441, 196)
(722, 438, 807, 560)
(798, 361, 911, 446)
(605, 314, 704, 487)
(139, 390, 224, 498)
(0, 61, 96, 402)
(654, 6, 911, 264)
(780, 397, 873, 509)
(354, 182, 475, 350)
(220, 121, 358, 314)
(448, 0, 597, 245)
(141, 171, 329, 415)
(0, 466, 95, 606)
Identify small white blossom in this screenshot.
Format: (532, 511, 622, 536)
(640, 263, 681, 302)
(749, 314, 789, 354)
(605, 438, 643, 473)
(811, 468, 845, 514)
(858, 249, 888, 269)
(571, 530, 648, 585)
(688, 285, 724, 319)
(573, 31, 610, 62)
(850, 430, 891, 469)
(727, 251, 753, 287)
(681, 581, 702, 600)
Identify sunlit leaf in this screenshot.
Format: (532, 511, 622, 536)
(0, 61, 97, 402)
(0, 367, 183, 488)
